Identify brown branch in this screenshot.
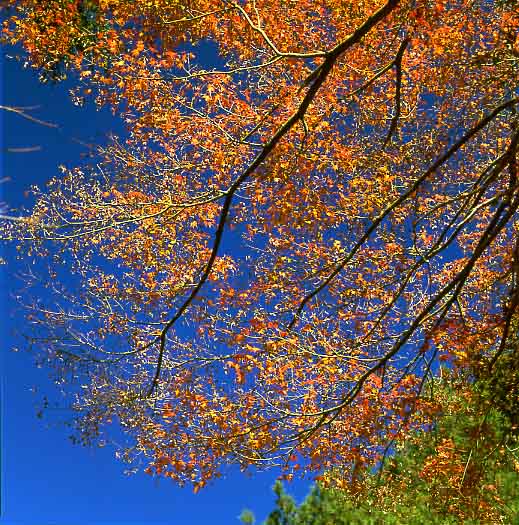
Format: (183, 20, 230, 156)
(160, 6, 234, 25)
(486, 131, 519, 370)
(342, 192, 519, 407)
(146, 0, 402, 396)
(226, 0, 327, 59)
(357, 149, 512, 346)
(383, 38, 408, 147)
(289, 97, 519, 330)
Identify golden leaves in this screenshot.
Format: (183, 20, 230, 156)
(5, 0, 519, 494)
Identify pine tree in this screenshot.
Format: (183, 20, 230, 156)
(246, 377, 519, 524)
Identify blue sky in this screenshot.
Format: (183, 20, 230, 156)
(1, 51, 310, 525)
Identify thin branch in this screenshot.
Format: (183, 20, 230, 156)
(225, 1, 326, 59)
(0, 104, 58, 128)
(160, 6, 234, 25)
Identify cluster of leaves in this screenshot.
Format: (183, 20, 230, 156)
(1, 0, 210, 81)
(2, 0, 110, 80)
(243, 379, 519, 524)
(2, 0, 519, 492)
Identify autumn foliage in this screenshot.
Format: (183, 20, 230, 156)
(251, 379, 519, 524)
(2, 0, 519, 494)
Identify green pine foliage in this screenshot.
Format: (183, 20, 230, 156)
(242, 377, 519, 525)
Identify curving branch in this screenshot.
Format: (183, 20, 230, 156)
(146, 0, 402, 396)
(383, 37, 408, 147)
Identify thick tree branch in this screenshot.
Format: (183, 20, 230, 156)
(289, 97, 519, 330)
(383, 38, 408, 147)
(147, 0, 401, 396)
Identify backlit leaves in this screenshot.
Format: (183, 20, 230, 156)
(3, 0, 519, 493)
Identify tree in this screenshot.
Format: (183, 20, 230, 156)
(244, 379, 519, 524)
(2, 0, 519, 490)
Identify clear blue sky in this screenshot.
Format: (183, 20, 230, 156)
(1, 51, 310, 525)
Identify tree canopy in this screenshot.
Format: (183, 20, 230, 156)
(243, 378, 519, 524)
(2, 0, 519, 491)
